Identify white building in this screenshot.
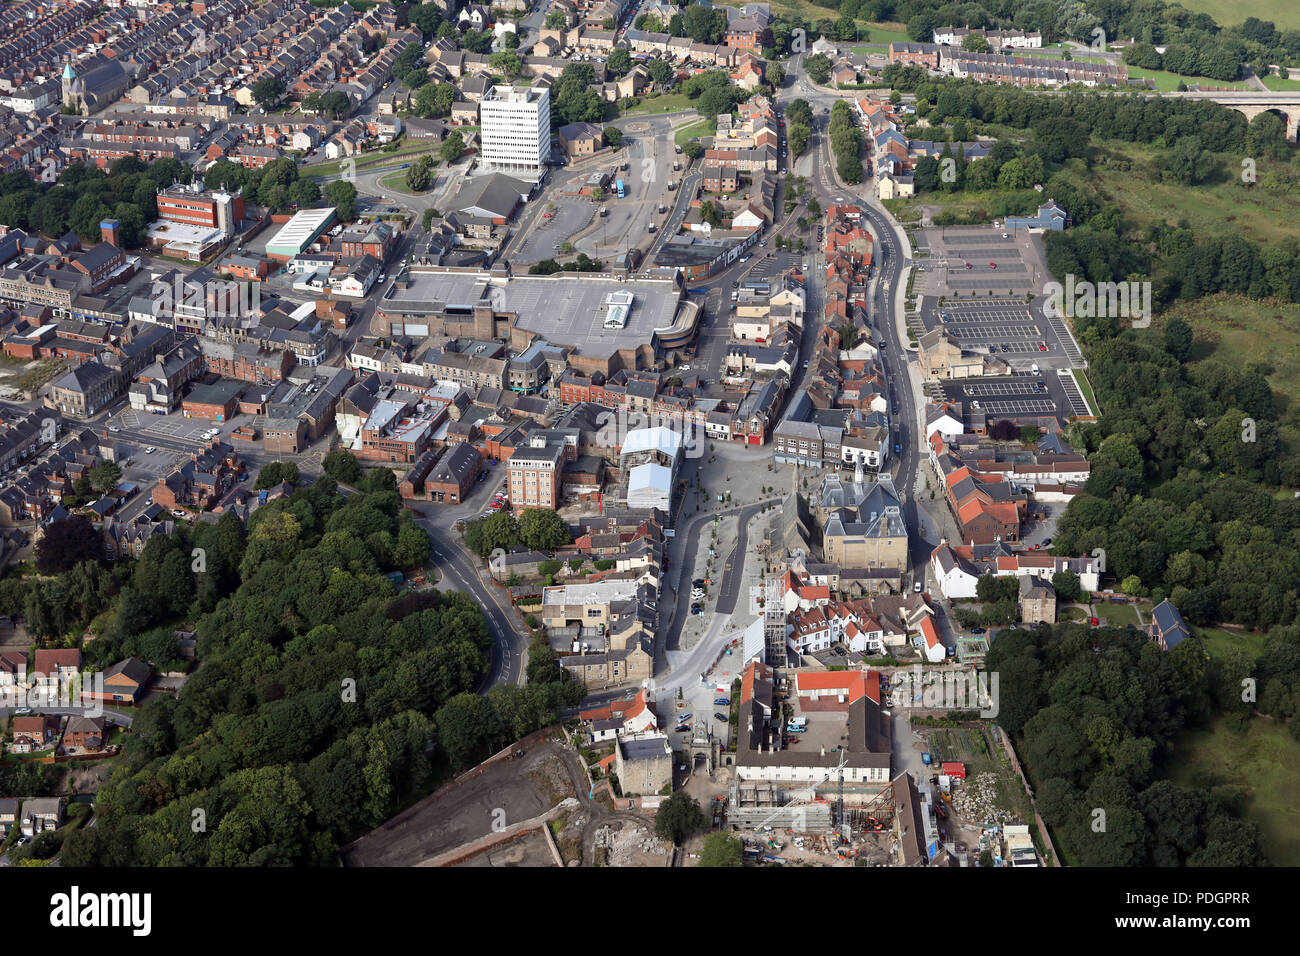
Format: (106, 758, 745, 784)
(479, 85, 551, 178)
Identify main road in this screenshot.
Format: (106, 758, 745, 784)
(778, 54, 936, 574)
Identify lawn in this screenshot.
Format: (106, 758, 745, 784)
(1261, 73, 1300, 91)
(674, 118, 713, 149)
(1176, 0, 1300, 32)
(621, 92, 696, 115)
(1196, 626, 1268, 662)
(1097, 600, 1141, 628)
(1124, 65, 1249, 91)
(303, 140, 438, 178)
(1170, 716, 1300, 866)
(1160, 295, 1300, 446)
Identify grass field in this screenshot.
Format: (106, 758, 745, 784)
(1089, 142, 1300, 246)
(1197, 627, 1269, 661)
(1177, 0, 1300, 32)
(1160, 295, 1300, 446)
(1261, 73, 1300, 91)
(1124, 65, 1250, 91)
(621, 92, 696, 115)
(673, 118, 713, 148)
(304, 140, 437, 178)
(1170, 716, 1300, 866)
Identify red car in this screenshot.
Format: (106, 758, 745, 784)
(989, 262, 997, 269)
(1089, 617, 1100, 627)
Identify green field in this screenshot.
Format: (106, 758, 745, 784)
(621, 92, 696, 115)
(1161, 296, 1300, 446)
(1177, 0, 1300, 32)
(1261, 73, 1300, 91)
(1089, 142, 1300, 246)
(1170, 717, 1300, 866)
(1124, 65, 1249, 91)
(1197, 627, 1269, 661)
(673, 118, 713, 148)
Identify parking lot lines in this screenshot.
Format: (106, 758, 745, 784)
(975, 398, 1058, 415)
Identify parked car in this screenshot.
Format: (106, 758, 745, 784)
(1042, 537, 1053, 546)
(714, 712, 728, 722)
(714, 697, 730, 705)
(680, 713, 691, 721)
(913, 581, 923, 592)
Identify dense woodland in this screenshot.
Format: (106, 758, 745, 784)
(1, 461, 583, 865)
(987, 621, 1300, 865)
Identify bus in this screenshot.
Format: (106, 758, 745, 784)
(615, 178, 625, 198)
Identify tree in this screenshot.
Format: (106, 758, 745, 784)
(603, 126, 623, 149)
(440, 130, 465, 164)
(1052, 569, 1082, 602)
(518, 508, 571, 552)
(606, 48, 632, 78)
(787, 123, 809, 157)
(653, 791, 708, 841)
(405, 155, 435, 191)
(544, 11, 567, 30)
(35, 516, 101, 574)
(323, 449, 363, 485)
(804, 53, 832, 85)
(961, 34, 991, 53)
(88, 460, 122, 493)
(766, 62, 784, 88)
(464, 510, 521, 558)
(250, 76, 285, 111)
(697, 831, 742, 866)
(255, 461, 301, 489)
(323, 180, 357, 221)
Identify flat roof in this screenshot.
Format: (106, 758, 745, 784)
(382, 270, 685, 360)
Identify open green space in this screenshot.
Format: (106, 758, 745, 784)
(1196, 626, 1269, 662)
(674, 118, 713, 149)
(1124, 65, 1249, 91)
(1161, 295, 1300, 446)
(1088, 142, 1300, 246)
(1170, 716, 1300, 866)
(304, 139, 438, 178)
(1098, 600, 1141, 628)
(1176, 0, 1300, 32)
(621, 92, 697, 115)
(1261, 73, 1300, 91)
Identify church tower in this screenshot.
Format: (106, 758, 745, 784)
(61, 62, 78, 111)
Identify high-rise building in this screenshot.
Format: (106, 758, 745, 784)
(479, 85, 551, 177)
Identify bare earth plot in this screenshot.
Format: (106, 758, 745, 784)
(339, 742, 579, 867)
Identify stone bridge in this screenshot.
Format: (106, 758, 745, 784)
(1165, 91, 1300, 142)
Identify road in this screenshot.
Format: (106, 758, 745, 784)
(779, 56, 936, 578)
